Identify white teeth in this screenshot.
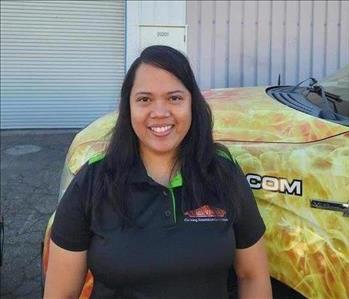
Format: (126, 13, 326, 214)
(150, 125, 172, 133)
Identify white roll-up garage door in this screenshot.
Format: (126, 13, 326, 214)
(0, 0, 125, 129)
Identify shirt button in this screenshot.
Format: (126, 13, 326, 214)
(164, 210, 172, 217)
(162, 190, 168, 196)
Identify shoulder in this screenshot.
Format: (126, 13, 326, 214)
(215, 148, 240, 174)
(214, 148, 250, 191)
(56, 153, 106, 222)
(214, 143, 237, 165)
(73, 153, 106, 189)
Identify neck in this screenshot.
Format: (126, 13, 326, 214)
(140, 150, 178, 186)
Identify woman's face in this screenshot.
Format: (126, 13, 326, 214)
(130, 63, 192, 159)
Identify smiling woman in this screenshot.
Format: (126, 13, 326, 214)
(44, 45, 272, 299)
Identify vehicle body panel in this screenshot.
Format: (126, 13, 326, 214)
(43, 86, 349, 299)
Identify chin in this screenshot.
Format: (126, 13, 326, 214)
(147, 144, 178, 156)
(152, 148, 176, 156)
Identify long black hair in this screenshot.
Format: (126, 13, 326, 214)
(99, 45, 241, 226)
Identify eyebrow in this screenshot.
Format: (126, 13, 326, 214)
(167, 90, 185, 95)
(135, 90, 185, 96)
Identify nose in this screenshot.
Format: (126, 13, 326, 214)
(149, 101, 170, 118)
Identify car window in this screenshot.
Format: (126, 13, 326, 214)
(318, 64, 349, 102)
(267, 65, 349, 126)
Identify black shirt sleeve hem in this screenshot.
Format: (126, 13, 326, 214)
(51, 231, 89, 252)
(235, 223, 266, 249)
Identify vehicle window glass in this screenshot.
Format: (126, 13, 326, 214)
(319, 65, 349, 102)
(267, 65, 349, 126)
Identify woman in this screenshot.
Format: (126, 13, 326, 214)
(44, 45, 272, 299)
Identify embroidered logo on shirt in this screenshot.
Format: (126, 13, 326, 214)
(184, 205, 228, 222)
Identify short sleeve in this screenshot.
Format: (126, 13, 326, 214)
(51, 165, 91, 251)
(232, 163, 266, 249)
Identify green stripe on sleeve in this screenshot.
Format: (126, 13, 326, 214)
(88, 153, 106, 165)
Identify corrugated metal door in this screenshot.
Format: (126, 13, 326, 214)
(1, 0, 125, 129)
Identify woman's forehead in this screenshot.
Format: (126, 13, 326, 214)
(131, 63, 188, 95)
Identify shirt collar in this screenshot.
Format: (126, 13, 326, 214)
(127, 157, 183, 188)
(169, 172, 183, 188)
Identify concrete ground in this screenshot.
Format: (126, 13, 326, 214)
(1, 130, 77, 298)
(0, 130, 304, 299)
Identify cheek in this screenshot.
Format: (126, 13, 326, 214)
(179, 107, 192, 134)
(130, 108, 146, 135)
(186, 114, 192, 133)
(184, 103, 192, 127)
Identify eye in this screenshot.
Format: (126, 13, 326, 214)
(169, 95, 182, 102)
(136, 97, 150, 103)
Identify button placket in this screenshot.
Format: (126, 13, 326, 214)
(161, 188, 175, 225)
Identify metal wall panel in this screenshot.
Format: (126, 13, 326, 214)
(214, 1, 229, 88)
(200, 1, 215, 88)
(186, 0, 200, 78)
(187, 0, 349, 89)
(1, 0, 125, 129)
(340, 1, 349, 68)
(299, 1, 313, 82)
(228, 1, 243, 87)
(257, 1, 272, 86)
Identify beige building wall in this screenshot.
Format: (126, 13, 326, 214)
(187, 0, 349, 89)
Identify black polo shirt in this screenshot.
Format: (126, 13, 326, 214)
(51, 154, 265, 299)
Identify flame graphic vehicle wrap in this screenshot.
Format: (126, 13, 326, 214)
(42, 87, 349, 299)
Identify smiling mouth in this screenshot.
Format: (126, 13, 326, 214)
(148, 125, 174, 136)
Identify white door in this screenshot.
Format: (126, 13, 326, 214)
(139, 25, 187, 55)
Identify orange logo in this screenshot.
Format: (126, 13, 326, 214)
(184, 205, 226, 218)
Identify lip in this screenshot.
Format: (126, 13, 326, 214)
(148, 124, 174, 137)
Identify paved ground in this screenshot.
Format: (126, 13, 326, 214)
(1, 130, 77, 298)
(0, 130, 304, 299)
